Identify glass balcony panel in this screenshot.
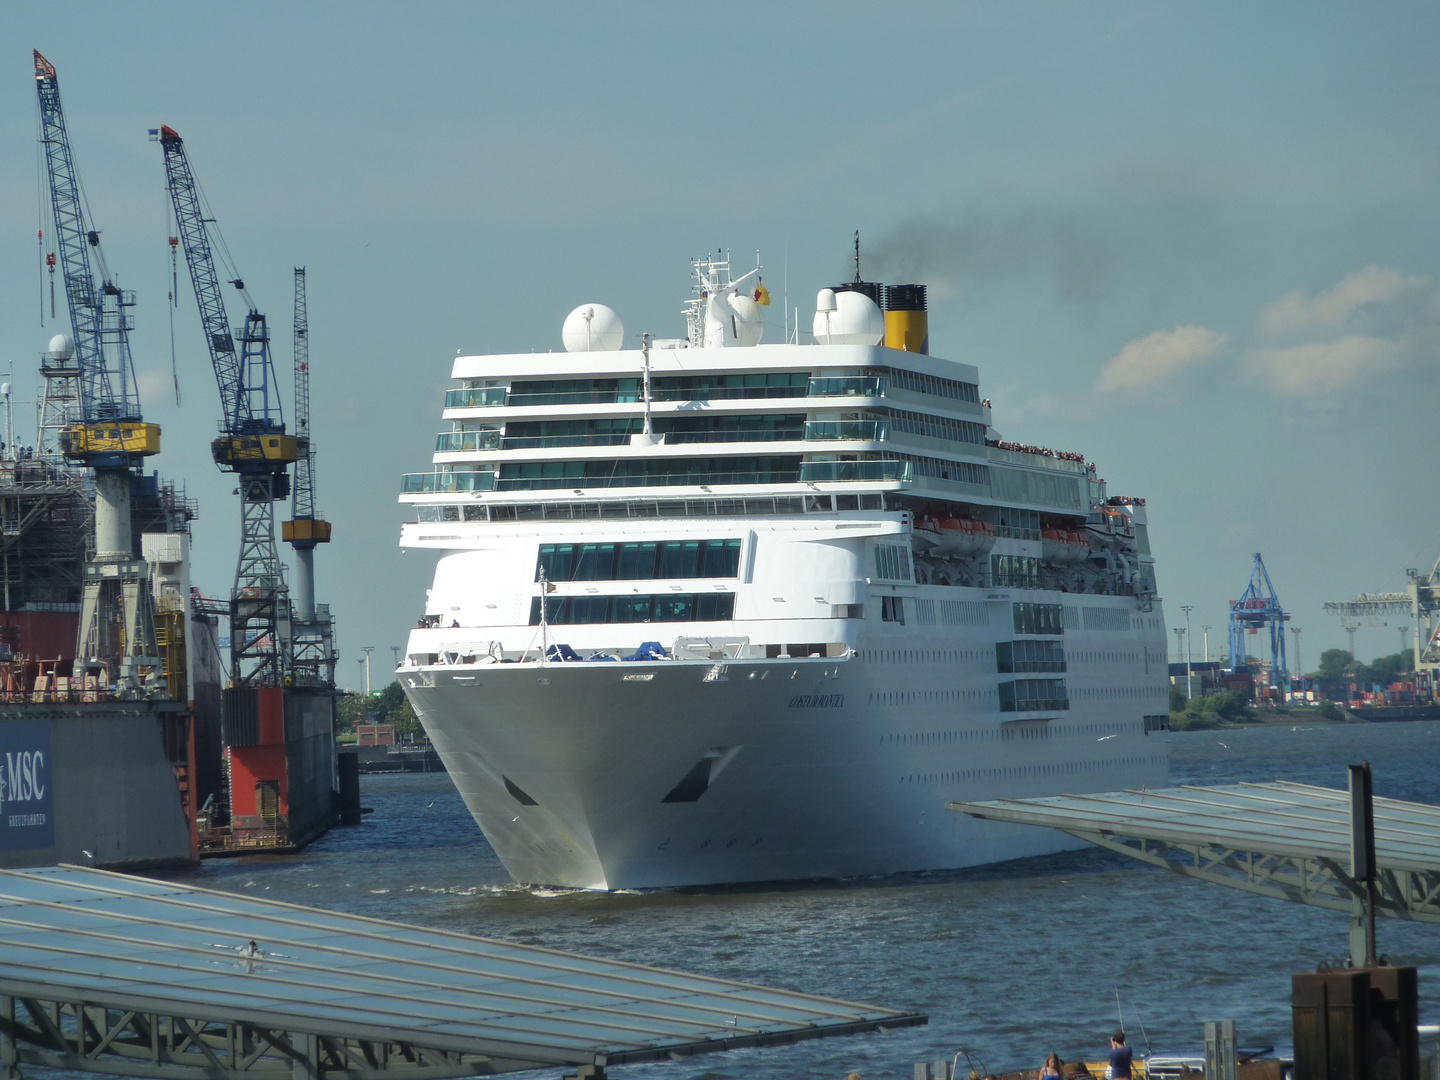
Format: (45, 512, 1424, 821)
(444, 387, 507, 408)
(804, 420, 887, 442)
(400, 471, 496, 493)
(797, 459, 912, 483)
(807, 376, 886, 398)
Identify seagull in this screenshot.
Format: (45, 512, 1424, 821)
(426, 801, 435, 807)
(81, 849, 93, 859)
(1217, 741, 1230, 749)
(1097, 734, 1117, 741)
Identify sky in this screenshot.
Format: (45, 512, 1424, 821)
(1, 2, 1438, 691)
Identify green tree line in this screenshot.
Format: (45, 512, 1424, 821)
(337, 681, 422, 739)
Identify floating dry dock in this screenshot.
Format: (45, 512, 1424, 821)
(0, 866, 923, 1079)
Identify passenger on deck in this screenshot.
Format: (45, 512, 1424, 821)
(1040, 1052, 1064, 1080)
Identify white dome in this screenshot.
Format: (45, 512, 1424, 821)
(562, 304, 624, 352)
(728, 293, 765, 347)
(812, 289, 884, 345)
(48, 333, 75, 361)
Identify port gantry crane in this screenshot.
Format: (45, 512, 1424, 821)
(156, 125, 297, 689)
(282, 268, 336, 685)
(34, 50, 164, 696)
(1228, 552, 1290, 696)
(1324, 551, 1440, 698)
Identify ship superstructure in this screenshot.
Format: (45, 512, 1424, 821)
(398, 255, 1170, 889)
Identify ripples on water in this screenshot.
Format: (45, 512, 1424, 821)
(164, 722, 1437, 1080)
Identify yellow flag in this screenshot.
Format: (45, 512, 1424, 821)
(754, 281, 771, 306)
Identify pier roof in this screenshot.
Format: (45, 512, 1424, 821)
(0, 865, 923, 1079)
(948, 781, 1440, 924)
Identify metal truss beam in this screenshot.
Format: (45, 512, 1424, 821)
(1060, 830, 1440, 924)
(0, 994, 543, 1080)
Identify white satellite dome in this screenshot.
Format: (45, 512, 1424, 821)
(48, 333, 75, 361)
(562, 304, 624, 352)
(812, 289, 884, 346)
(728, 293, 765, 347)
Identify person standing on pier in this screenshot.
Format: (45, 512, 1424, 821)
(1108, 1032, 1133, 1080)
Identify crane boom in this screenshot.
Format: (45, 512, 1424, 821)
(36, 50, 157, 459)
(35, 49, 162, 696)
(155, 125, 258, 434)
(157, 124, 296, 688)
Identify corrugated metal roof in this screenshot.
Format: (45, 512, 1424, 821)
(948, 781, 1440, 873)
(0, 865, 922, 1072)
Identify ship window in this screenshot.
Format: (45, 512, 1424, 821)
(1013, 602, 1065, 635)
(528, 593, 734, 625)
(573, 543, 616, 580)
(659, 540, 701, 578)
(612, 596, 653, 623)
(654, 594, 695, 622)
(539, 539, 741, 582)
(617, 542, 658, 579)
(881, 596, 905, 624)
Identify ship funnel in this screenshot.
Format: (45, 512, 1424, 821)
(883, 284, 928, 354)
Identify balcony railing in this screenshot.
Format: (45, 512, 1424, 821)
(650, 385, 807, 402)
(798, 459, 912, 483)
(435, 430, 501, 452)
(496, 469, 801, 492)
(664, 428, 804, 444)
(807, 376, 886, 397)
(401, 471, 496, 493)
(444, 387, 508, 408)
(500, 433, 635, 449)
(804, 420, 887, 442)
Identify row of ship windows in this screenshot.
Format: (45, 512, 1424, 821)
(414, 493, 888, 522)
(878, 721, 1135, 747)
(528, 593, 735, 624)
(535, 539, 741, 582)
(1072, 686, 1165, 701)
(900, 755, 1164, 786)
(859, 648, 993, 666)
(869, 689, 997, 708)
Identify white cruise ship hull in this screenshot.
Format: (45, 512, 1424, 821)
(404, 614, 1168, 889)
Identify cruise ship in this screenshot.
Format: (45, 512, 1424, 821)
(397, 254, 1170, 890)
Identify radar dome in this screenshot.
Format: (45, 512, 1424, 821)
(562, 304, 624, 352)
(728, 293, 765, 347)
(812, 289, 884, 346)
(48, 333, 75, 361)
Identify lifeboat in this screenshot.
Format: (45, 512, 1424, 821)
(933, 516, 996, 558)
(1041, 527, 1090, 565)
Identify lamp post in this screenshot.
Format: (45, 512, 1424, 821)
(1172, 626, 1188, 702)
(390, 644, 401, 670)
(1180, 605, 1194, 699)
(1290, 626, 1302, 702)
(360, 646, 375, 696)
(1201, 624, 1212, 664)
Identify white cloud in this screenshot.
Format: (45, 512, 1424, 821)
(1256, 266, 1430, 342)
(1244, 267, 1440, 397)
(1093, 325, 1229, 395)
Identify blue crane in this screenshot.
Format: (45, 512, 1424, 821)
(156, 125, 296, 688)
(35, 50, 163, 693)
(1228, 552, 1290, 698)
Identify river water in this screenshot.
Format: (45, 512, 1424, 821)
(166, 721, 1438, 1080)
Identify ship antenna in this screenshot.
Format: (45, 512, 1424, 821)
(853, 229, 861, 284)
(641, 332, 652, 436)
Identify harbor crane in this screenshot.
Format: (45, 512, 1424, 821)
(1228, 552, 1289, 696)
(282, 268, 336, 685)
(156, 125, 296, 688)
(34, 50, 163, 696)
(1324, 549, 1440, 697)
